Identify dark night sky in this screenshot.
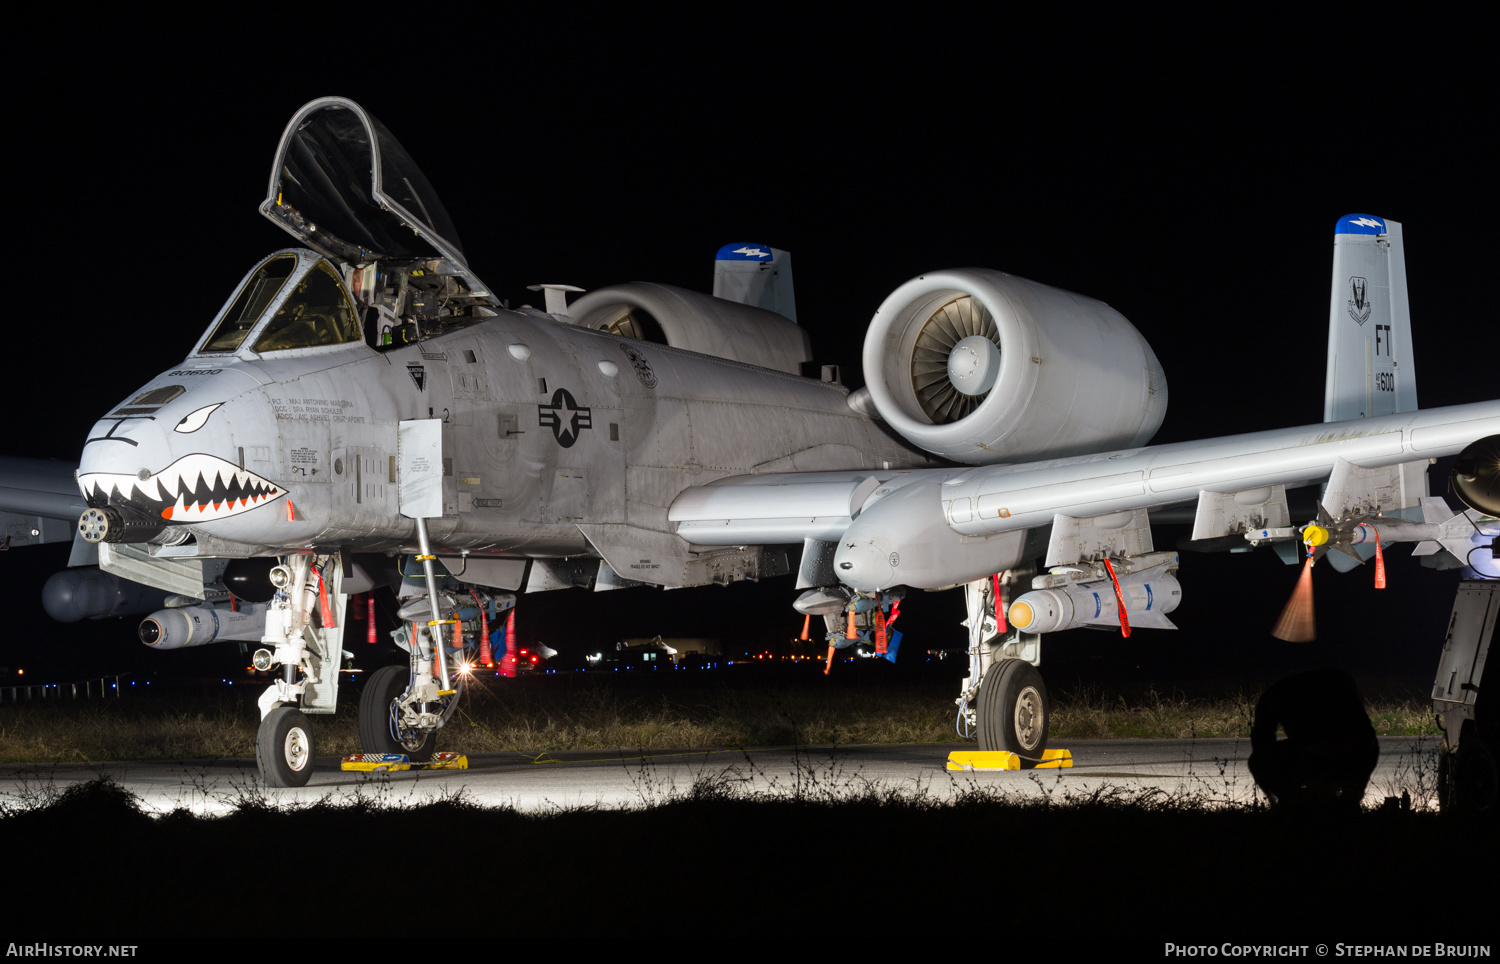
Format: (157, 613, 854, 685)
(1, 19, 1488, 685)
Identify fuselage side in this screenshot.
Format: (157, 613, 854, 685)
(78, 266, 929, 560)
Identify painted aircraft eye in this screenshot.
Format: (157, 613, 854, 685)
(174, 403, 223, 434)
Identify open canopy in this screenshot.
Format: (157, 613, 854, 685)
(260, 97, 490, 304)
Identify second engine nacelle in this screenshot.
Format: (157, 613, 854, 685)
(568, 283, 811, 375)
(861, 270, 1167, 465)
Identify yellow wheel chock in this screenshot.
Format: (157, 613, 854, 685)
(945, 748, 1072, 771)
(341, 751, 469, 772)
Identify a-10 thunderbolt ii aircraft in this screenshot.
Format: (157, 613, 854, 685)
(4, 96, 1497, 786)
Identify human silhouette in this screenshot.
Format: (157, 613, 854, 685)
(1248, 667, 1379, 811)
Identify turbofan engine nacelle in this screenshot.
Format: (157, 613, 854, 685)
(862, 270, 1167, 465)
(568, 283, 811, 375)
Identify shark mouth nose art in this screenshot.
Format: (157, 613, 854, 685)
(78, 453, 286, 524)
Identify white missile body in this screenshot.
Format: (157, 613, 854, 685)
(1008, 560, 1181, 634)
(139, 601, 271, 649)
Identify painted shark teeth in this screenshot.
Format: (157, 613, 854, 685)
(78, 453, 286, 524)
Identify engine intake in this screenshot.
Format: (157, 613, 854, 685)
(862, 270, 1167, 464)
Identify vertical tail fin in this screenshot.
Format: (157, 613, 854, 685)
(713, 243, 797, 322)
(1324, 214, 1417, 421)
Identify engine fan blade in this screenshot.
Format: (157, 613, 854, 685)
(910, 295, 998, 424)
(1451, 434, 1500, 516)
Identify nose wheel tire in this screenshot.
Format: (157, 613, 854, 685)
(358, 664, 436, 762)
(977, 658, 1050, 766)
(257, 706, 316, 787)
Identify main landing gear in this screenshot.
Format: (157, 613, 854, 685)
(958, 573, 1053, 767)
(349, 520, 502, 769)
(359, 663, 437, 763)
(978, 658, 1050, 759)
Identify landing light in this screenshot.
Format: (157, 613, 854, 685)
(252, 648, 275, 672)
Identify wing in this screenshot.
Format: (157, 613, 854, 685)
(669, 402, 1500, 592)
(0, 456, 85, 551)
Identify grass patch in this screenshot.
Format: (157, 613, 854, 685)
(1048, 684, 1436, 740)
(0, 672, 1440, 763)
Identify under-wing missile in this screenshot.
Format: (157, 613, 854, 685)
(1007, 557, 1181, 634)
(138, 601, 270, 649)
(1292, 496, 1496, 576)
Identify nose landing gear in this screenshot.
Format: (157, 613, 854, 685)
(252, 552, 346, 787)
(257, 705, 316, 787)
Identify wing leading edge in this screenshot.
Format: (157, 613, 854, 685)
(669, 401, 1500, 591)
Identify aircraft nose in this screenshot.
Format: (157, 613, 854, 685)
(833, 538, 896, 591)
(77, 388, 286, 533)
(77, 413, 175, 485)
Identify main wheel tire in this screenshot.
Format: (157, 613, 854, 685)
(256, 706, 316, 787)
(976, 659, 1050, 766)
(358, 664, 435, 762)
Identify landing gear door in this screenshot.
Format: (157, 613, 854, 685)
(397, 419, 444, 520)
(259, 96, 497, 308)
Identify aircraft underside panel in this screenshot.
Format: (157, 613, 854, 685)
(577, 522, 780, 588)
